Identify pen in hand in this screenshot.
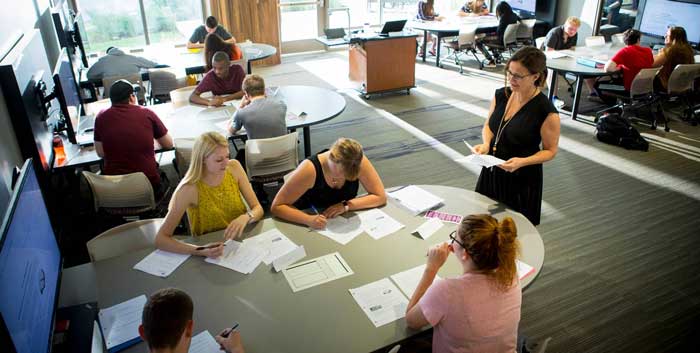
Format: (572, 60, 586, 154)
(195, 243, 222, 251)
(310, 205, 320, 215)
(220, 322, 240, 338)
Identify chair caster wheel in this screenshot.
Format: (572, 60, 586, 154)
(665, 126, 670, 132)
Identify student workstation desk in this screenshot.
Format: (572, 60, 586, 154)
(59, 185, 544, 353)
(52, 85, 346, 171)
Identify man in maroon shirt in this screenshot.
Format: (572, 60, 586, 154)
(94, 80, 174, 191)
(189, 51, 245, 106)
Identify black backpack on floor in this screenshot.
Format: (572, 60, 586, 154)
(595, 113, 649, 151)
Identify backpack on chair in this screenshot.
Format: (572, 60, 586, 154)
(595, 113, 649, 151)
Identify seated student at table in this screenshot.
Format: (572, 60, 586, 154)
(406, 214, 522, 352)
(457, 0, 489, 17)
(190, 51, 246, 107)
(595, 29, 652, 102)
(652, 26, 696, 92)
(140, 288, 245, 353)
(155, 132, 263, 257)
(204, 33, 242, 72)
(94, 80, 174, 195)
(542, 16, 580, 51)
(417, 0, 446, 56)
(476, 1, 520, 68)
(86, 47, 158, 81)
(271, 138, 386, 229)
(187, 16, 235, 49)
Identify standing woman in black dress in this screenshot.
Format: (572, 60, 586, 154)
(472, 47, 560, 225)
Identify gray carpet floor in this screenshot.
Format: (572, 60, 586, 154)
(251, 49, 700, 353)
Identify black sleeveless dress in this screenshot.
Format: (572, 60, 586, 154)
(294, 153, 359, 210)
(475, 87, 557, 226)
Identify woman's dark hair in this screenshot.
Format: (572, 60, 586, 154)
(204, 33, 233, 71)
(495, 1, 513, 18)
(669, 26, 689, 45)
(458, 214, 520, 291)
(422, 0, 436, 16)
(504, 46, 548, 88)
(623, 29, 641, 45)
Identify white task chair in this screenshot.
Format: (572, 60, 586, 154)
(444, 25, 480, 72)
(661, 63, 700, 126)
(585, 36, 606, 47)
(174, 138, 196, 178)
(82, 171, 156, 219)
(245, 132, 299, 183)
(535, 36, 546, 51)
(86, 218, 163, 262)
(516, 19, 537, 46)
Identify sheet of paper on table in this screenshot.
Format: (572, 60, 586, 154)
(242, 228, 300, 265)
(316, 214, 364, 245)
(358, 208, 404, 240)
(388, 185, 444, 215)
(188, 331, 220, 353)
(98, 295, 147, 353)
(133, 249, 190, 278)
(390, 264, 441, 299)
(349, 278, 409, 327)
(205, 240, 264, 274)
(283, 252, 353, 292)
(412, 218, 444, 240)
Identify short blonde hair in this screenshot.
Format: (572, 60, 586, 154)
(566, 16, 581, 28)
(181, 132, 228, 185)
(242, 74, 265, 97)
(329, 138, 363, 181)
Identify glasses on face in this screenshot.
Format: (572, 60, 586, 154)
(506, 70, 534, 82)
(449, 230, 466, 249)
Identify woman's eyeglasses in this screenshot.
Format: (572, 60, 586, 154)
(506, 70, 535, 81)
(449, 230, 466, 249)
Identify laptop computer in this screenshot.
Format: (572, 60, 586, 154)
(324, 28, 346, 40)
(379, 20, 407, 36)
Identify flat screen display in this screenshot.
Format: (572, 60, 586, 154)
(0, 160, 61, 353)
(506, 0, 536, 13)
(639, 0, 700, 44)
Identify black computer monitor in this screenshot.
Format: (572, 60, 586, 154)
(69, 15, 89, 68)
(636, 0, 700, 46)
(0, 159, 62, 353)
(51, 48, 83, 144)
(380, 20, 407, 35)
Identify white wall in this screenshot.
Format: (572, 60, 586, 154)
(556, 0, 602, 46)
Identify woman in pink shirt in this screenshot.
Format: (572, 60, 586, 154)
(406, 214, 522, 353)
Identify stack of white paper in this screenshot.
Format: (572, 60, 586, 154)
(243, 228, 300, 265)
(358, 209, 404, 240)
(412, 218, 444, 240)
(390, 264, 441, 299)
(516, 260, 535, 280)
(98, 295, 147, 353)
(317, 215, 364, 245)
(349, 278, 409, 327)
(133, 250, 190, 278)
(188, 331, 221, 353)
(462, 154, 506, 168)
(205, 240, 264, 274)
(388, 186, 443, 215)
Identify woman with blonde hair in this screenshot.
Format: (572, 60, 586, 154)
(271, 138, 386, 229)
(406, 214, 522, 352)
(155, 132, 263, 257)
(458, 0, 489, 17)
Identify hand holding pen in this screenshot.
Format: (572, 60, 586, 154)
(194, 242, 224, 258)
(307, 205, 327, 230)
(215, 322, 245, 353)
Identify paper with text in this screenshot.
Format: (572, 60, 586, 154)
(413, 218, 444, 240)
(273, 245, 307, 272)
(205, 240, 264, 274)
(188, 331, 220, 353)
(358, 209, 404, 240)
(462, 153, 506, 168)
(133, 250, 190, 278)
(349, 278, 409, 327)
(243, 228, 299, 265)
(316, 215, 364, 245)
(390, 264, 442, 299)
(283, 252, 353, 292)
(98, 295, 147, 352)
(517, 260, 535, 280)
(388, 186, 443, 215)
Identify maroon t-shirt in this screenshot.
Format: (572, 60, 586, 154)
(195, 65, 245, 96)
(93, 104, 168, 185)
(611, 45, 654, 91)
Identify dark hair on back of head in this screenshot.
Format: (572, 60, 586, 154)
(623, 29, 641, 45)
(142, 288, 193, 350)
(495, 1, 513, 17)
(206, 16, 218, 29)
(204, 33, 232, 71)
(669, 26, 688, 45)
(458, 214, 520, 291)
(504, 46, 548, 88)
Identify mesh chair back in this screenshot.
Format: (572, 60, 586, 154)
(457, 25, 478, 47)
(629, 67, 660, 98)
(667, 64, 700, 95)
(245, 132, 299, 180)
(86, 218, 163, 262)
(102, 73, 145, 102)
(82, 171, 155, 211)
(174, 138, 196, 178)
(503, 23, 520, 46)
(516, 19, 536, 41)
(585, 36, 606, 47)
(149, 70, 186, 102)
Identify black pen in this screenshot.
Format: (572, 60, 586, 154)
(221, 322, 240, 338)
(195, 243, 222, 251)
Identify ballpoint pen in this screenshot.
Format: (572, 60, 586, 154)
(220, 322, 240, 338)
(195, 243, 222, 251)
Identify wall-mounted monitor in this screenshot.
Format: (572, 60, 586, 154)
(505, 0, 536, 17)
(636, 0, 700, 46)
(0, 158, 62, 353)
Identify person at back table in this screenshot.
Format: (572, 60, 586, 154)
(94, 80, 173, 195)
(458, 0, 489, 17)
(476, 1, 521, 68)
(187, 16, 235, 49)
(204, 33, 242, 72)
(271, 138, 386, 229)
(652, 26, 696, 92)
(417, 0, 446, 56)
(190, 51, 246, 107)
(542, 16, 580, 51)
(155, 132, 263, 258)
(405, 214, 522, 353)
(595, 29, 653, 103)
(85, 47, 158, 81)
(140, 288, 245, 353)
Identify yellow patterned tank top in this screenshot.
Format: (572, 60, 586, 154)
(187, 169, 247, 236)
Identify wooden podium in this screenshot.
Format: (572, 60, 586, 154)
(349, 35, 417, 98)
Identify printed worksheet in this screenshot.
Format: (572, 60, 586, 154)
(98, 295, 147, 352)
(205, 240, 264, 274)
(243, 228, 299, 265)
(283, 252, 353, 292)
(188, 331, 220, 353)
(316, 215, 364, 245)
(388, 186, 443, 215)
(349, 278, 409, 327)
(462, 153, 506, 168)
(390, 264, 441, 299)
(358, 209, 404, 240)
(133, 249, 190, 278)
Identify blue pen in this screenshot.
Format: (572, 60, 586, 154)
(310, 205, 320, 215)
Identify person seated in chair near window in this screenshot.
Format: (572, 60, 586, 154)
(543, 16, 580, 51)
(227, 74, 287, 170)
(271, 138, 387, 230)
(405, 214, 522, 353)
(458, 0, 489, 17)
(190, 51, 245, 107)
(594, 29, 653, 104)
(652, 26, 696, 93)
(475, 1, 520, 68)
(204, 33, 242, 72)
(417, 0, 446, 56)
(94, 80, 174, 197)
(85, 47, 159, 81)
(155, 132, 263, 258)
(140, 288, 245, 353)
(187, 16, 236, 49)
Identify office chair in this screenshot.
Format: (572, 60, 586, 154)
(516, 19, 537, 46)
(148, 69, 186, 104)
(596, 67, 666, 131)
(245, 132, 300, 204)
(659, 63, 700, 126)
(82, 171, 161, 221)
(481, 23, 520, 64)
(86, 218, 163, 262)
(444, 25, 481, 72)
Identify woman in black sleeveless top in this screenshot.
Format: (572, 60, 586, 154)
(271, 138, 387, 229)
(473, 47, 560, 225)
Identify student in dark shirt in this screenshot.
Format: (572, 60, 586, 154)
(477, 1, 520, 68)
(543, 16, 580, 51)
(188, 16, 235, 49)
(190, 51, 245, 106)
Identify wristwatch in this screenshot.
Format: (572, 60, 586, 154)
(342, 200, 350, 213)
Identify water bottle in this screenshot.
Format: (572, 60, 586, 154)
(53, 133, 66, 163)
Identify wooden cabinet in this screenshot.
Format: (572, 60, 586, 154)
(349, 35, 417, 97)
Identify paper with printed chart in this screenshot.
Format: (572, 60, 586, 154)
(349, 278, 409, 327)
(205, 240, 264, 274)
(390, 264, 441, 299)
(388, 185, 444, 215)
(517, 260, 535, 280)
(242, 228, 300, 265)
(358, 208, 404, 240)
(283, 252, 353, 292)
(133, 249, 190, 278)
(316, 214, 364, 245)
(188, 331, 220, 353)
(98, 295, 146, 353)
